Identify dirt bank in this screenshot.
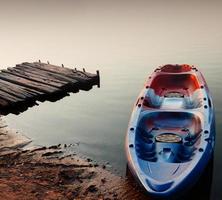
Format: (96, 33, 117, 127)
(0, 118, 148, 200)
(0, 146, 149, 200)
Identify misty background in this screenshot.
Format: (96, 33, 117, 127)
(0, 1, 221, 199)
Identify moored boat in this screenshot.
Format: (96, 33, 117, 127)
(125, 64, 215, 198)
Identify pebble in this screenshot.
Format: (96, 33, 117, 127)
(87, 185, 98, 193)
(101, 178, 106, 183)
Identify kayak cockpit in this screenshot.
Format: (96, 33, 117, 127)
(135, 111, 202, 163)
(143, 73, 204, 109)
(149, 73, 200, 96)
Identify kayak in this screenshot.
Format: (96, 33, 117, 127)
(125, 64, 215, 198)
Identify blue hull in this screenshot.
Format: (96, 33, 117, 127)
(125, 65, 215, 198)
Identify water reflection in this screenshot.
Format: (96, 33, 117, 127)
(181, 157, 214, 200)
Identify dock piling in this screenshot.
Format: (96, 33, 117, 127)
(96, 70, 100, 88)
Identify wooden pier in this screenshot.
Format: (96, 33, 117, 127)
(0, 61, 100, 115)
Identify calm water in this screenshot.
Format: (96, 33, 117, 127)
(0, 0, 222, 199)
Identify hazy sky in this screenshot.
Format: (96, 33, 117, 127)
(0, 0, 221, 68)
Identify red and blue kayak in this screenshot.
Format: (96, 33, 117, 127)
(125, 64, 215, 198)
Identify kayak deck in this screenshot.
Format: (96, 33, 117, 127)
(125, 64, 215, 197)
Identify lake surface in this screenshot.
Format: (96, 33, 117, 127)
(0, 1, 222, 199)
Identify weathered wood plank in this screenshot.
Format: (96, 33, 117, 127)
(0, 61, 99, 114)
(22, 62, 95, 90)
(24, 62, 92, 84)
(0, 86, 27, 100)
(2, 69, 65, 89)
(0, 89, 24, 104)
(0, 79, 32, 98)
(15, 64, 79, 86)
(0, 79, 44, 98)
(0, 98, 10, 108)
(13, 66, 69, 85)
(0, 73, 59, 94)
(10, 67, 67, 85)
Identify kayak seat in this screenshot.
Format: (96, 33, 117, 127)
(144, 89, 203, 109)
(135, 127, 157, 161)
(183, 89, 203, 109)
(144, 89, 164, 108)
(183, 129, 201, 142)
(149, 74, 201, 96)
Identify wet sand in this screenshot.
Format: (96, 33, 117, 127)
(0, 118, 148, 200)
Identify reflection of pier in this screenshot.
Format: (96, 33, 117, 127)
(0, 61, 100, 115)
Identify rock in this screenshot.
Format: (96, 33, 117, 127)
(48, 145, 60, 149)
(58, 169, 77, 181)
(113, 192, 118, 197)
(30, 146, 47, 152)
(101, 178, 106, 183)
(66, 189, 81, 200)
(87, 171, 96, 179)
(42, 151, 63, 157)
(86, 185, 98, 193)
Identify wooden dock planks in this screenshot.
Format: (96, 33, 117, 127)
(0, 61, 100, 115)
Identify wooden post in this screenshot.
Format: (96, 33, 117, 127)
(96, 70, 100, 88)
(83, 68, 85, 72)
